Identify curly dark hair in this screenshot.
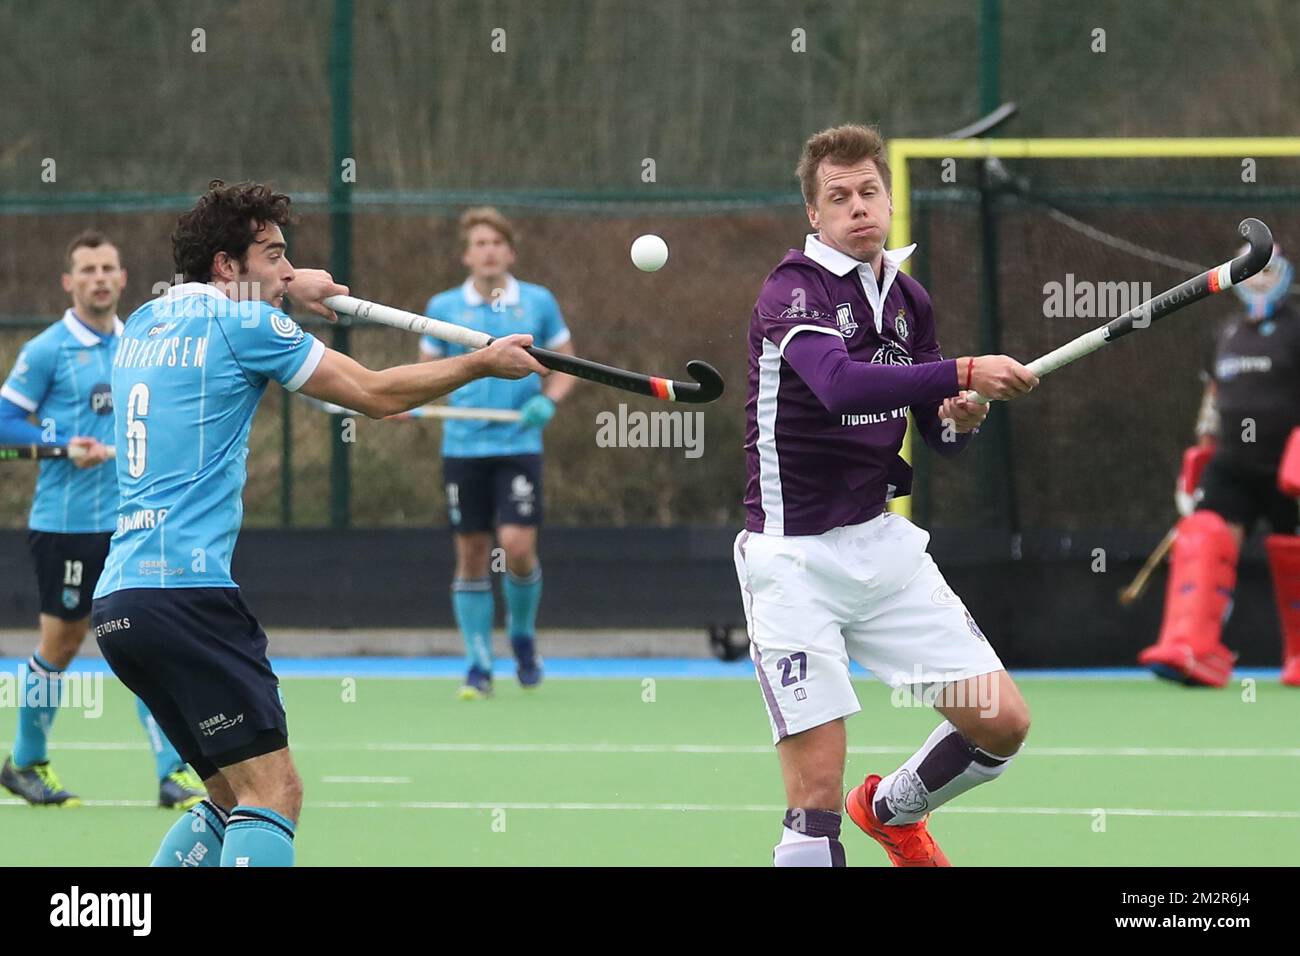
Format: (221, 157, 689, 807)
(172, 179, 293, 282)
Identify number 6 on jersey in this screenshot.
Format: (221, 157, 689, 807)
(125, 383, 149, 479)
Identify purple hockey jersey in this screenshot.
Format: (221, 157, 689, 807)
(743, 234, 969, 536)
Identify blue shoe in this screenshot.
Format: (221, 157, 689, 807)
(512, 635, 543, 689)
(1, 756, 82, 807)
(159, 768, 206, 810)
(458, 665, 494, 700)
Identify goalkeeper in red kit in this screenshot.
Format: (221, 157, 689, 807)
(1139, 244, 1300, 687)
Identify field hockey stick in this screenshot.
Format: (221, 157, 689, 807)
(940, 101, 1017, 140)
(1117, 523, 1178, 607)
(968, 218, 1273, 404)
(0, 444, 117, 462)
(322, 295, 724, 404)
(299, 394, 522, 422)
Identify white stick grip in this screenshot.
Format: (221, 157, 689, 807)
(324, 295, 493, 350)
(67, 444, 116, 461)
(967, 326, 1109, 405)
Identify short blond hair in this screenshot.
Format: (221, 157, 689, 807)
(459, 206, 515, 251)
(796, 124, 891, 206)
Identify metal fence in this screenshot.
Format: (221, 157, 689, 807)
(3, 0, 1299, 530)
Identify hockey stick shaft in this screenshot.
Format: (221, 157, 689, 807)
(1117, 524, 1178, 607)
(299, 394, 521, 422)
(0, 444, 116, 461)
(322, 294, 724, 404)
(970, 218, 1273, 404)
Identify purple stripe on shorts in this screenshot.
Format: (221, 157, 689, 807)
(739, 530, 789, 740)
(750, 643, 788, 740)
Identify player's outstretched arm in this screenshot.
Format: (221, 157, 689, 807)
(782, 332, 964, 416)
(300, 334, 547, 419)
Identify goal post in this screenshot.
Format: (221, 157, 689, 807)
(888, 136, 1300, 522)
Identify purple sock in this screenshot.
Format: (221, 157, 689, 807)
(773, 808, 846, 867)
(875, 721, 1014, 825)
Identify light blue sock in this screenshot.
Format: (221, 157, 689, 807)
(13, 652, 60, 768)
(451, 578, 494, 671)
(152, 799, 227, 867)
(136, 696, 185, 779)
(220, 805, 296, 867)
(504, 566, 543, 639)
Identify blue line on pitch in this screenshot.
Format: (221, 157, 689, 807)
(0, 656, 1285, 681)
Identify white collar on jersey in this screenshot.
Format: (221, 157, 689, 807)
(160, 281, 230, 303)
(461, 274, 520, 307)
(803, 234, 917, 334)
(61, 309, 123, 347)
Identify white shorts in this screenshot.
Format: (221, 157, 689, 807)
(734, 512, 1005, 744)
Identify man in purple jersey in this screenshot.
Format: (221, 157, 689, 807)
(734, 124, 1039, 867)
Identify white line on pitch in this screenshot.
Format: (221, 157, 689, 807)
(320, 776, 412, 784)
(3, 797, 1295, 819)
(0, 798, 153, 807)
(36, 742, 1300, 758)
(279, 802, 1300, 819)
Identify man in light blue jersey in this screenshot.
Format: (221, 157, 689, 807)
(421, 207, 576, 698)
(0, 231, 204, 810)
(91, 181, 543, 866)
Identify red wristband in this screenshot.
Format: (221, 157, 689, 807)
(964, 357, 974, 391)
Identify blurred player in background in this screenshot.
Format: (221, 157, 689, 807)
(735, 125, 1039, 867)
(420, 207, 575, 699)
(1139, 243, 1300, 687)
(0, 231, 204, 810)
(91, 181, 543, 866)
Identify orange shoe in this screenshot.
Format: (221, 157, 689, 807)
(844, 774, 950, 867)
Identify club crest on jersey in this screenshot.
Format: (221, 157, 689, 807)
(271, 314, 302, 340)
(894, 309, 909, 342)
(835, 303, 858, 336)
(871, 342, 913, 366)
(61, 587, 80, 610)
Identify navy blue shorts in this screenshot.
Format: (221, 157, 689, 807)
(28, 530, 112, 621)
(91, 588, 288, 780)
(443, 454, 543, 532)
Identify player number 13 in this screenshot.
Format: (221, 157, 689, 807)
(125, 383, 149, 479)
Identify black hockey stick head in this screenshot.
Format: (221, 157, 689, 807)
(526, 347, 725, 404)
(1230, 218, 1274, 286)
(678, 360, 725, 404)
